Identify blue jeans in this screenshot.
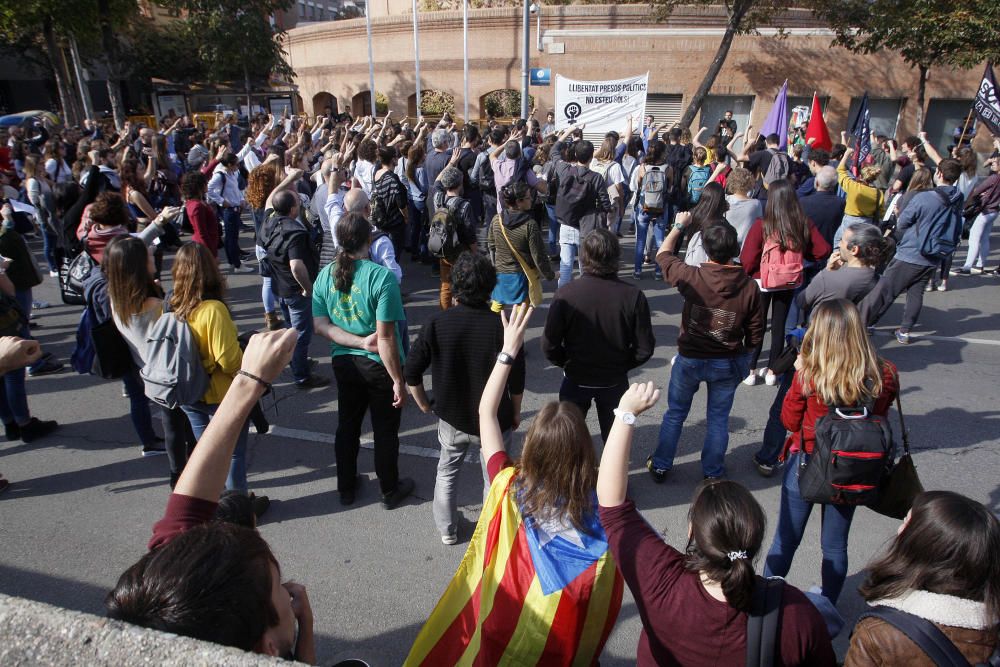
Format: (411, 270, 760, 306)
(652, 352, 750, 478)
(278, 293, 313, 383)
(407, 199, 426, 255)
(764, 452, 856, 603)
(42, 229, 59, 273)
(545, 204, 559, 256)
(181, 401, 249, 492)
(219, 206, 243, 267)
(634, 207, 668, 276)
(0, 366, 29, 425)
(122, 366, 158, 446)
(755, 370, 794, 466)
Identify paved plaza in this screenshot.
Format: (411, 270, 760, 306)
(1, 230, 998, 665)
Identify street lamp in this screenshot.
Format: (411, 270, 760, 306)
(520, 0, 531, 119)
(532, 2, 542, 52)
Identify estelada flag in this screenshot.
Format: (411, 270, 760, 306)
(404, 466, 624, 666)
(804, 94, 833, 152)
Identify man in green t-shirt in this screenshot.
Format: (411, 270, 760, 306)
(313, 211, 413, 510)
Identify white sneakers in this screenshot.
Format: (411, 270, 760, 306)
(744, 368, 777, 386)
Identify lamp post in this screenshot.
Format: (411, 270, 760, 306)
(365, 1, 376, 116)
(463, 0, 469, 121)
(413, 0, 421, 118)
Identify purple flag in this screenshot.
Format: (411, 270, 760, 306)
(760, 80, 789, 150)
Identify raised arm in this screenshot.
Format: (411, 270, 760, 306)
(596, 382, 660, 506)
(918, 131, 943, 165)
(693, 126, 709, 148)
(735, 125, 756, 163)
(479, 304, 532, 464)
(265, 167, 303, 211)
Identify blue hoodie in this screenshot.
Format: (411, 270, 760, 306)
(893, 185, 964, 267)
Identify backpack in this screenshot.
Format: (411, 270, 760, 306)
(140, 311, 210, 410)
(856, 607, 1000, 667)
(798, 390, 895, 506)
(763, 149, 791, 187)
(746, 577, 785, 667)
(427, 197, 466, 261)
(641, 165, 667, 214)
(759, 237, 804, 290)
(919, 189, 964, 261)
(479, 155, 496, 193)
(554, 165, 598, 229)
(686, 164, 712, 205)
(261, 213, 308, 277)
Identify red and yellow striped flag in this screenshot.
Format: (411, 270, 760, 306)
(405, 467, 623, 666)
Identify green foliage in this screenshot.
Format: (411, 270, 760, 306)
(482, 89, 533, 118)
(419, 90, 455, 115)
(375, 91, 389, 115)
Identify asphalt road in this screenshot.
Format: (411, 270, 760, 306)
(1, 226, 998, 666)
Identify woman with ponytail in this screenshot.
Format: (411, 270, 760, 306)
(313, 212, 413, 509)
(596, 384, 835, 665)
(486, 180, 553, 310)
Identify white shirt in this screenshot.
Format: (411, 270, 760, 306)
(207, 165, 244, 208)
(44, 158, 72, 184)
(354, 159, 377, 197)
(321, 189, 402, 283)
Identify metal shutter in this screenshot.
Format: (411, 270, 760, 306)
(579, 93, 683, 144)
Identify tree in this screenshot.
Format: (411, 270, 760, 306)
(483, 90, 533, 118)
(818, 0, 1000, 131)
(651, 0, 788, 129)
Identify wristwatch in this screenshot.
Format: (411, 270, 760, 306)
(613, 408, 637, 425)
(672, 222, 685, 231)
(496, 352, 515, 366)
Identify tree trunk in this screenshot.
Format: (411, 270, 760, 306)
(97, 0, 126, 130)
(915, 64, 928, 133)
(42, 17, 80, 127)
(676, 8, 745, 130)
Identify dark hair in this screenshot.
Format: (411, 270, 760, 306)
(685, 480, 766, 612)
(106, 523, 279, 651)
(580, 229, 620, 276)
(626, 135, 644, 158)
(489, 128, 506, 147)
(645, 140, 666, 166)
(271, 190, 298, 216)
(119, 157, 147, 196)
(903, 135, 921, 149)
(357, 139, 378, 163)
(214, 491, 256, 529)
(54, 181, 81, 217)
(334, 212, 371, 292)
(377, 146, 397, 167)
(859, 491, 1000, 624)
(451, 251, 496, 306)
(762, 179, 808, 251)
(181, 171, 207, 201)
(463, 124, 480, 145)
(504, 141, 521, 160)
(89, 192, 131, 230)
(765, 133, 780, 145)
(831, 143, 847, 161)
(937, 158, 962, 185)
(220, 153, 239, 168)
(500, 180, 531, 208)
(807, 148, 830, 166)
(701, 221, 740, 264)
(844, 222, 890, 268)
(573, 140, 595, 163)
(105, 236, 160, 324)
(689, 182, 728, 232)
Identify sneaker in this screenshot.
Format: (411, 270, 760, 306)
(27, 358, 64, 377)
(3, 421, 19, 441)
(250, 492, 270, 519)
(952, 267, 972, 276)
(0, 477, 9, 495)
(924, 281, 935, 292)
(48, 270, 58, 278)
(20, 417, 58, 443)
(633, 272, 642, 281)
(141, 439, 167, 457)
(441, 532, 458, 546)
(296, 374, 330, 390)
(936, 281, 947, 292)
(743, 371, 758, 387)
(231, 264, 254, 274)
(753, 456, 776, 478)
(340, 488, 356, 506)
(381, 477, 415, 510)
(866, 326, 876, 336)
(646, 456, 668, 484)
(670, 354, 677, 366)
(764, 371, 778, 386)
(894, 329, 911, 345)
(703, 474, 725, 481)
(653, 272, 662, 281)
(31, 300, 50, 310)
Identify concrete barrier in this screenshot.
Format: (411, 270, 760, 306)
(0, 593, 302, 666)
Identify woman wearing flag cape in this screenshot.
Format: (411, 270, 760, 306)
(405, 304, 624, 667)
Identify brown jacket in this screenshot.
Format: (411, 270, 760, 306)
(845, 597, 998, 667)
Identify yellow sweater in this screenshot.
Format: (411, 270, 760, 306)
(838, 163, 884, 218)
(187, 300, 242, 405)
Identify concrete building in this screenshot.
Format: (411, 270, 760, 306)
(285, 4, 988, 154)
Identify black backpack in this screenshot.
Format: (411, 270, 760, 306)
(746, 577, 785, 667)
(798, 390, 895, 507)
(479, 156, 496, 193)
(427, 197, 467, 261)
(856, 607, 1000, 667)
(554, 164, 597, 229)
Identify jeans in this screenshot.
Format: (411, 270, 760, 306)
(407, 199, 426, 255)
(634, 208, 668, 276)
(277, 293, 313, 383)
(162, 404, 196, 481)
(332, 355, 402, 496)
(755, 370, 794, 466)
(764, 452, 857, 603)
(749, 289, 794, 371)
(181, 401, 249, 493)
(122, 366, 158, 446)
(860, 258, 936, 333)
(0, 366, 29, 425)
(255, 244, 277, 312)
(652, 352, 750, 478)
(219, 206, 243, 268)
(558, 224, 581, 288)
(962, 211, 998, 270)
(433, 420, 500, 538)
(559, 377, 629, 443)
(785, 264, 822, 335)
(545, 204, 559, 256)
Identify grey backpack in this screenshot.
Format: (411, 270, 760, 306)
(140, 312, 209, 409)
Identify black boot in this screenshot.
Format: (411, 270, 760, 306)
(20, 418, 58, 443)
(4, 421, 20, 441)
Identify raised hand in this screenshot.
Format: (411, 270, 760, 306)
(500, 303, 533, 356)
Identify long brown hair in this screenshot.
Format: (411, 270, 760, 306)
(170, 242, 227, 321)
(761, 179, 808, 252)
(798, 299, 884, 405)
(333, 212, 372, 293)
(119, 157, 148, 196)
(684, 480, 766, 612)
(515, 401, 597, 534)
(405, 143, 425, 183)
(105, 236, 161, 323)
(859, 490, 1000, 624)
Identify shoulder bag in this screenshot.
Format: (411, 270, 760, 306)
(498, 220, 543, 307)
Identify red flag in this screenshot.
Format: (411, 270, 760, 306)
(805, 94, 833, 152)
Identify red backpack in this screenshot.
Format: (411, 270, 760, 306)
(759, 237, 803, 290)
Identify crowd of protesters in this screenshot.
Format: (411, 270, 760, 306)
(0, 103, 998, 666)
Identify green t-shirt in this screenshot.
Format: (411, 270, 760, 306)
(312, 259, 406, 364)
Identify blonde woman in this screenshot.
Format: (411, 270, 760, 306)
(763, 299, 898, 604)
(835, 148, 884, 244)
(22, 155, 60, 275)
(590, 136, 625, 229)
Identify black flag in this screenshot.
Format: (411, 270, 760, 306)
(974, 63, 1000, 137)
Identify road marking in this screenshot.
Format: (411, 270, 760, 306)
(875, 331, 1000, 346)
(269, 425, 474, 462)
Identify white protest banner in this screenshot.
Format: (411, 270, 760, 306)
(554, 73, 649, 134)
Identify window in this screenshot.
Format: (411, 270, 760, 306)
(299, 1, 305, 17)
(700, 95, 755, 154)
(924, 99, 976, 155)
(847, 97, 904, 138)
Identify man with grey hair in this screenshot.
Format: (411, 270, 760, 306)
(424, 129, 454, 218)
(799, 165, 845, 251)
(433, 165, 478, 309)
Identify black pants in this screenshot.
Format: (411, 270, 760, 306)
(559, 377, 629, 443)
(860, 258, 936, 332)
(333, 355, 401, 495)
(749, 289, 794, 371)
(162, 405, 197, 487)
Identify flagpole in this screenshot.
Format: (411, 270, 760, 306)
(413, 0, 421, 119)
(463, 0, 469, 122)
(957, 107, 974, 148)
(365, 2, 376, 116)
